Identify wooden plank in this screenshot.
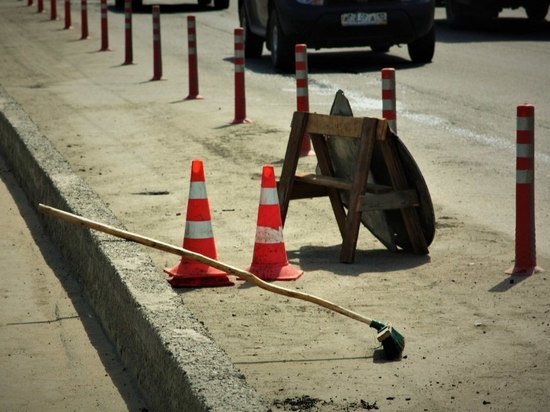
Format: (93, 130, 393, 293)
(360, 189, 419, 210)
(278, 112, 310, 225)
(376, 118, 390, 141)
(295, 172, 352, 191)
(340, 118, 378, 263)
(309, 132, 348, 237)
(280, 180, 328, 199)
(295, 173, 392, 194)
(305, 113, 366, 139)
(364, 183, 393, 194)
(378, 129, 428, 254)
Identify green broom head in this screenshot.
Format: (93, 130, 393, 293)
(370, 320, 405, 360)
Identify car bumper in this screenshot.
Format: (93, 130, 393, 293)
(275, 0, 434, 48)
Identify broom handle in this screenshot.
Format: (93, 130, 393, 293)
(38, 204, 375, 327)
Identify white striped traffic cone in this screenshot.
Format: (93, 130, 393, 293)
(164, 160, 233, 287)
(247, 165, 303, 281)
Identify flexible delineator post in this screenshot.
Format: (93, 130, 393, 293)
(99, 0, 110, 51)
(63, 0, 71, 29)
(80, 0, 89, 40)
(123, 0, 133, 64)
(151, 5, 163, 80)
(231, 27, 250, 123)
(295, 44, 309, 113)
(506, 104, 543, 276)
(185, 16, 203, 99)
(50, 0, 57, 20)
(382, 68, 396, 133)
(295, 44, 313, 156)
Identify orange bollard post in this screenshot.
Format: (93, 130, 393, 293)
(123, 0, 133, 65)
(382, 68, 397, 133)
(50, 0, 57, 20)
(151, 5, 163, 80)
(185, 16, 203, 100)
(506, 104, 544, 276)
(63, 0, 71, 29)
(99, 0, 110, 51)
(231, 27, 251, 123)
(295, 44, 314, 156)
(80, 0, 89, 40)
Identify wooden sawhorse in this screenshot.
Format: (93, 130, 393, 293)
(277, 111, 429, 263)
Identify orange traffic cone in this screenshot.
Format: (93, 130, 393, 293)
(247, 165, 303, 281)
(164, 160, 233, 287)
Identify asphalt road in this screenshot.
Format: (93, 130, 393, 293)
(3, 2, 548, 251)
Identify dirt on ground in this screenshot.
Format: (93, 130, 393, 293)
(1, 2, 549, 411)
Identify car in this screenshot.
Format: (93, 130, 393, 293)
(238, 0, 436, 71)
(444, 0, 550, 28)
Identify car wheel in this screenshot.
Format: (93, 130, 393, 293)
(445, 0, 469, 29)
(240, 4, 263, 58)
(268, 8, 294, 72)
(407, 26, 435, 64)
(214, 0, 229, 9)
(525, 2, 549, 21)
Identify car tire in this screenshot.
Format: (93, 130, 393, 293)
(240, 4, 263, 58)
(268, 8, 294, 72)
(525, 2, 549, 21)
(407, 26, 435, 64)
(214, 0, 229, 9)
(445, 0, 469, 29)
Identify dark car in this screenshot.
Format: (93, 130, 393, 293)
(444, 0, 549, 28)
(239, 0, 435, 71)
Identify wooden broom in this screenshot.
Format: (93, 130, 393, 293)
(38, 203, 405, 360)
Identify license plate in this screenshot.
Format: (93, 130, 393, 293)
(341, 12, 387, 26)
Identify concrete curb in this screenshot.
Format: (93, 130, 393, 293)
(0, 86, 267, 412)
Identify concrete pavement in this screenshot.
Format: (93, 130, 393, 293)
(0, 154, 149, 411)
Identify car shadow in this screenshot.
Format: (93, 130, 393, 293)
(235, 51, 427, 76)
(108, 3, 219, 14)
(434, 16, 550, 43)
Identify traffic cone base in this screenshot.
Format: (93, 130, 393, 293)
(164, 260, 233, 287)
(247, 242, 303, 281)
(247, 262, 302, 281)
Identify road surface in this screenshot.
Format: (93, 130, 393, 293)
(1, 1, 549, 410)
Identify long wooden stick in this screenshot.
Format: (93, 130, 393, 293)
(38, 203, 377, 328)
